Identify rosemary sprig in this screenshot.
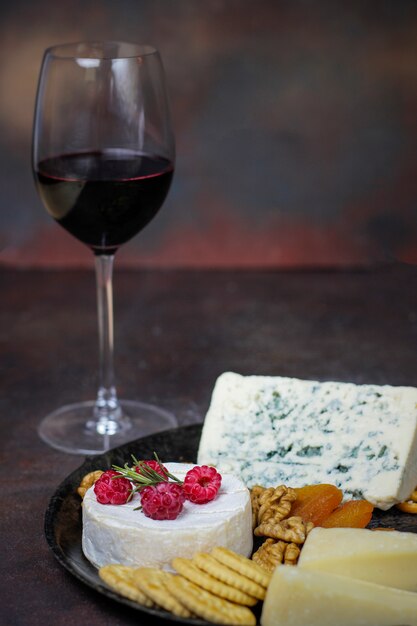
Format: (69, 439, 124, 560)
(111, 452, 182, 492)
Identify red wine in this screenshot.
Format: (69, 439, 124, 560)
(34, 150, 174, 253)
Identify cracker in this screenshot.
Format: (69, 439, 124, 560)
(211, 546, 272, 588)
(396, 501, 417, 514)
(193, 552, 266, 600)
(98, 564, 152, 606)
(172, 557, 258, 606)
(166, 574, 256, 625)
(132, 567, 192, 618)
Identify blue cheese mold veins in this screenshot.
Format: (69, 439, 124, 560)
(197, 372, 417, 510)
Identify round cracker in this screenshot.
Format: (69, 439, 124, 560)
(193, 553, 266, 600)
(172, 557, 258, 606)
(132, 567, 192, 618)
(166, 574, 256, 625)
(99, 564, 152, 606)
(211, 547, 271, 588)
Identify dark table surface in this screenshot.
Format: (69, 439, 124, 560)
(2, 263, 417, 625)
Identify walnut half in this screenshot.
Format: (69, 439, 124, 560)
(251, 485, 297, 530)
(252, 538, 301, 572)
(254, 515, 314, 544)
(77, 470, 104, 498)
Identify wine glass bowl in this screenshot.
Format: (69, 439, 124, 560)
(32, 42, 176, 454)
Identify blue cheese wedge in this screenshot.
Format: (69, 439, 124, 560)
(197, 372, 417, 510)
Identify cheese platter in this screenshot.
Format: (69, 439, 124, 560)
(45, 422, 417, 625)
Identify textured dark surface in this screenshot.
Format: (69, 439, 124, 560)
(2, 264, 417, 625)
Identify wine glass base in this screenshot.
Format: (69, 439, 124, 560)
(38, 400, 177, 455)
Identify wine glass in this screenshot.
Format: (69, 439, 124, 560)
(32, 41, 176, 454)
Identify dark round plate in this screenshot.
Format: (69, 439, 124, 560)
(45, 423, 417, 625)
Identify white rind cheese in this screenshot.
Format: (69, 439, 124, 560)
(197, 372, 417, 509)
(82, 462, 253, 570)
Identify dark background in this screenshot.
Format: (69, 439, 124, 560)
(0, 0, 416, 268)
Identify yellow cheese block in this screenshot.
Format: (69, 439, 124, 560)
(261, 566, 417, 626)
(298, 527, 417, 591)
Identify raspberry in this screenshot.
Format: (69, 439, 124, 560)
(183, 465, 222, 504)
(140, 482, 185, 520)
(94, 470, 132, 505)
(134, 459, 169, 480)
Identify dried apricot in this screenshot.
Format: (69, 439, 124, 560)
(320, 500, 374, 528)
(291, 484, 343, 525)
(293, 485, 334, 506)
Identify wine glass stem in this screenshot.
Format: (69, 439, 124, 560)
(94, 254, 122, 430)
